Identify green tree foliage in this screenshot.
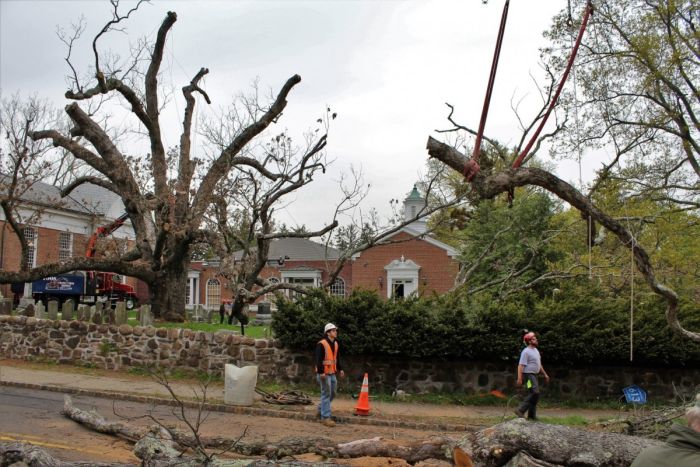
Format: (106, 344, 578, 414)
(545, 0, 699, 208)
(547, 180, 700, 303)
(455, 188, 564, 296)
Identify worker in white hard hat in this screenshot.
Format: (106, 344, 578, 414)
(315, 322, 345, 427)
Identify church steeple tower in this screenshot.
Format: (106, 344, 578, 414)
(403, 185, 427, 234)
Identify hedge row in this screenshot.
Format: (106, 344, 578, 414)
(271, 282, 700, 366)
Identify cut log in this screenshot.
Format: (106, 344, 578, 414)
(336, 436, 454, 463)
(61, 396, 454, 463)
(0, 441, 133, 467)
(458, 419, 661, 466)
(61, 395, 146, 442)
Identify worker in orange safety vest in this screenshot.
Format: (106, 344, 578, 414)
(315, 322, 345, 427)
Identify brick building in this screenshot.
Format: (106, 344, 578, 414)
(351, 186, 459, 298)
(2, 179, 459, 311)
(0, 178, 142, 302)
(191, 186, 460, 310)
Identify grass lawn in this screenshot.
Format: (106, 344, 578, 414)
(125, 310, 273, 338)
(153, 321, 274, 338)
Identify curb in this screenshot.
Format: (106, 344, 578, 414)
(0, 380, 469, 432)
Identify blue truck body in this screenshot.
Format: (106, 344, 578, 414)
(31, 274, 85, 296)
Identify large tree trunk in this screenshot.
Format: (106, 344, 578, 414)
(150, 259, 189, 321)
(457, 419, 660, 466)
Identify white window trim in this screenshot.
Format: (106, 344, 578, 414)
(206, 278, 221, 309)
(330, 277, 345, 296)
(384, 257, 420, 298)
(23, 226, 38, 268)
(59, 231, 73, 261)
(280, 270, 322, 287)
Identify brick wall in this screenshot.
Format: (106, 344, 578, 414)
(352, 232, 459, 296)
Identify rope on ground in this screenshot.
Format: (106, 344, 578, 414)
(255, 387, 313, 405)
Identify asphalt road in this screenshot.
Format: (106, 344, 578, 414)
(0, 386, 139, 464)
(0, 386, 457, 464)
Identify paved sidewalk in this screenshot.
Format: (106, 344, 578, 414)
(0, 361, 621, 431)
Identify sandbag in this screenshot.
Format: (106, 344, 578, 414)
(224, 363, 258, 406)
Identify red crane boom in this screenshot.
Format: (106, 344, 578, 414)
(86, 213, 129, 258)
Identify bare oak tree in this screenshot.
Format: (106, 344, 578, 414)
(0, 3, 360, 320)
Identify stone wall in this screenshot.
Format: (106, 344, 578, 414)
(1, 315, 698, 400)
(0, 315, 296, 381)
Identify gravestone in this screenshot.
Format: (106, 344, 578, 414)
(18, 297, 35, 310)
(104, 309, 115, 324)
(77, 305, 89, 321)
(95, 302, 104, 316)
(62, 300, 75, 321)
(0, 299, 12, 315)
(22, 303, 35, 317)
(205, 307, 215, 324)
(91, 310, 103, 324)
(35, 301, 47, 319)
(115, 302, 128, 325)
(139, 305, 152, 326)
(47, 300, 59, 320)
(255, 302, 272, 324)
(191, 305, 207, 323)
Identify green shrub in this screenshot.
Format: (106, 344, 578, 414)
(271, 283, 700, 366)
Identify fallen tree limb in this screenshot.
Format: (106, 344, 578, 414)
(61, 396, 454, 463)
(61, 395, 147, 442)
(457, 419, 661, 466)
(335, 436, 453, 463)
(0, 441, 134, 467)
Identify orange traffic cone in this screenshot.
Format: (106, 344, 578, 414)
(354, 373, 371, 416)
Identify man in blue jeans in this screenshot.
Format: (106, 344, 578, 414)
(514, 331, 549, 420)
(315, 323, 345, 427)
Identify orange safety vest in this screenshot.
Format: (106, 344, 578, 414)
(316, 339, 339, 375)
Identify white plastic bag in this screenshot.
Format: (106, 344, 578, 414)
(224, 363, 258, 406)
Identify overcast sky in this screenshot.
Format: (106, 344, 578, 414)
(0, 0, 596, 229)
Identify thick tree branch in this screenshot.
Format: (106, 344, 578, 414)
(191, 74, 302, 222)
(427, 136, 699, 342)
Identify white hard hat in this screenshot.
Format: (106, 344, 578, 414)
(324, 323, 337, 333)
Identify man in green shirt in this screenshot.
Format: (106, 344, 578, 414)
(631, 394, 700, 467)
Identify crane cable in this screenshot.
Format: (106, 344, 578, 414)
(511, 0, 594, 169)
(566, 3, 594, 279)
(464, 0, 511, 182)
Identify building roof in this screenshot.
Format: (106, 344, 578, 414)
(233, 237, 341, 262)
(0, 174, 123, 218)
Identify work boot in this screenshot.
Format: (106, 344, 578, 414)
(513, 408, 525, 418)
(320, 418, 336, 427)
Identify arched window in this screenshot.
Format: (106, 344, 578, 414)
(206, 278, 221, 308)
(329, 277, 345, 297)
